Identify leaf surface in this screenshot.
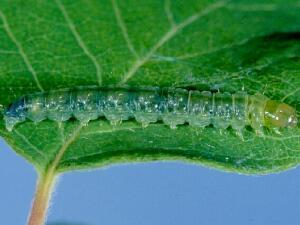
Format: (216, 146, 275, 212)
(0, 0, 299, 174)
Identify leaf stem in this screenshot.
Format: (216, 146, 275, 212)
(27, 123, 84, 225)
(27, 170, 57, 225)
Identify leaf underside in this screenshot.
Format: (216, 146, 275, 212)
(0, 0, 299, 175)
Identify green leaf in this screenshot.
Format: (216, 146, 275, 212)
(0, 0, 300, 175)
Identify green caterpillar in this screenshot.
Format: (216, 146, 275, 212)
(3, 87, 298, 137)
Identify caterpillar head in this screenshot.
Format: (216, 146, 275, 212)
(264, 100, 298, 129)
(4, 97, 27, 131)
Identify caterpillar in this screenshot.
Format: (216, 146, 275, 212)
(3, 87, 298, 137)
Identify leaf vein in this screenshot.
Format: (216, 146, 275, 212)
(83, 126, 139, 136)
(55, 0, 103, 85)
(164, 0, 176, 27)
(281, 87, 300, 101)
(49, 123, 84, 173)
(118, 1, 227, 84)
(14, 130, 47, 159)
(111, 0, 138, 58)
(0, 10, 44, 91)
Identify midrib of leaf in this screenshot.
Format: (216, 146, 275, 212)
(28, 123, 84, 225)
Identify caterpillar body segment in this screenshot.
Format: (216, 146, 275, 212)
(4, 87, 298, 135)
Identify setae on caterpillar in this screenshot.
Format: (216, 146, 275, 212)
(3, 87, 298, 137)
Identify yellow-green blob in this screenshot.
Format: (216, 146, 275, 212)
(264, 100, 298, 128)
(248, 94, 269, 132)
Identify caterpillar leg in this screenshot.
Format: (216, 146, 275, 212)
(141, 121, 150, 128)
(231, 121, 246, 141)
(162, 115, 185, 130)
(109, 119, 122, 126)
(4, 117, 19, 132)
(235, 129, 245, 141)
(255, 128, 265, 137)
(135, 118, 151, 128)
(79, 120, 90, 127)
(187, 118, 210, 128)
(272, 127, 282, 135)
(104, 113, 122, 126)
(169, 123, 178, 130)
(218, 129, 223, 135)
(162, 120, 178, 129)
(74, 111, 99, 125)
(134, 113, 158, 128)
